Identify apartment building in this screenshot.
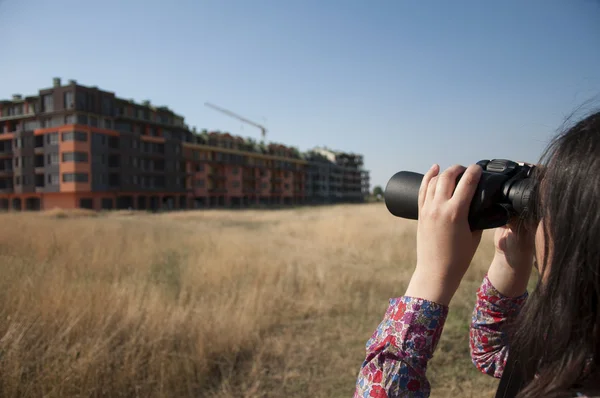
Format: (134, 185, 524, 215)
(183, 133, 307, 207)
(305, 147, 367, 204)
(0, 79, 368, 211)
(0, 78, 191, 211)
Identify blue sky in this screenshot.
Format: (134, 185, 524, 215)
(1, 0, 599, 189)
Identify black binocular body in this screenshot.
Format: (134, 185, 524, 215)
(384, 159, 536, 230)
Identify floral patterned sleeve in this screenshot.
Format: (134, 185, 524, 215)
(469, 274, 528, 378)
(354, 297, 449, 398)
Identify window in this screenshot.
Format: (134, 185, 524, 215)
(195, 164, 204, 172)
(108, 136, 119, 149)
(102, 97, 112, 115)
(195, 179, 205, 188)
(12, 104, 23, 116)
(108, 173, 120, 187)
(104, 119, 112, 129)
(132, 175, 139, 185)
(101, 198, 113, 210)
(86, 93, 95, 112)
(62, 152, 88, 163)
(89, 116, 98, 127)
(76, 93, 86, 111)
(115, 122, 131, 132)
(108, 155, 119, 168)
(91, 154, 103, 165)
(42, 94, 54, 113)
(64, 91, 74, 109)
(232, 167, 239, 175)
(15, 176, 20, 185)
(62, 131, 88, 142)
(24, 120, 40, 130)
(232, 181, 240, 188)
(284, 184, 290, 190)
(46, 132, 59, 145)
(47, 173, 59, 184)
(63, 173, 89, 183)
(132, 157, 138, 167)
(47, 153, 59, 165)
(79, 198, 93, 209)
(261, 183, 267, 189)
(77, 114, 88, 125)
(64, 114, 76, 124)
(40, 118, 51, 128)
(14, 157, 19, 167)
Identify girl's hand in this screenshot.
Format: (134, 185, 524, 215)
(487, 221, 536, 297)
(404, 163, 484, 306)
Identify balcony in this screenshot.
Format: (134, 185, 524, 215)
(0, 113, 28, 122)
(0, 169, 13, 177)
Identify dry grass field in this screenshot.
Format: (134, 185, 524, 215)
(0, 203, 509, 397)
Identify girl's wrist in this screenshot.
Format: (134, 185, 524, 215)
(404, 267, 457, 306)
(487, 254, 533, 297)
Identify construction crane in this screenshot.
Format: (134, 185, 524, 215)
(204, 102, 267, 143)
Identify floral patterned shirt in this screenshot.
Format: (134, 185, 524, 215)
(353, 275, 527, 398)
(469, 275, 528, 378)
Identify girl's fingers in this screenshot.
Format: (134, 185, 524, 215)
(426, 175, 438, 204)
(419, 164, 439, 210)
(435, 164, 467, 201)
(452, 164, 483, 214)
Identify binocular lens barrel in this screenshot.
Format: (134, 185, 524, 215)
(384, 171, 423, 220)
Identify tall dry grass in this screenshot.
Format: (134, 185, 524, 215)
(0, 204, 503, 397)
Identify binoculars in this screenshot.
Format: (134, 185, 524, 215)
(384, 159, 537, 230)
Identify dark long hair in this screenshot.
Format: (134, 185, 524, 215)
(508, 110, 600, 397)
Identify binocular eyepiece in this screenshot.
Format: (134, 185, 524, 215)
(384, 159, 537, 230)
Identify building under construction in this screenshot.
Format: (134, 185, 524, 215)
(0, 78, 370, 211)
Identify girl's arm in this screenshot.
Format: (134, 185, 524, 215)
(354, 163, 485, 397)
(354, 296, 448, 398)
(469, 274, 528, 378)
(470, 223, 535, 378)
